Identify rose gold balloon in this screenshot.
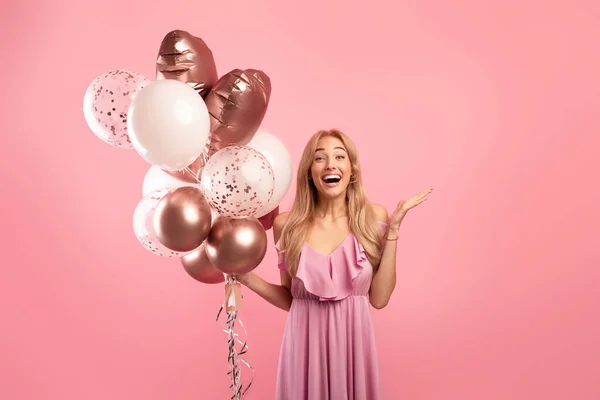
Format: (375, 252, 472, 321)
(181, 244, 225, 284)
(156, 30, 218, 98)
(204, 69, 271, 155)
(206, 216, 268, 274)
(258, 206, 279, 231)
(153, 187, 212, 252)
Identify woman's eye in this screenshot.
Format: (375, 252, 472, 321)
(336, 155, 345, 160)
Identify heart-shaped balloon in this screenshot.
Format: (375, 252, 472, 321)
(204, 68, 272, 156)
(156, 29, 218, 98)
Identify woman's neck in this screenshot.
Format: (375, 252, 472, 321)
(314, 195, 348, 221)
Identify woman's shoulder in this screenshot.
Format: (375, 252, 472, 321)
(273, 211, 291, 243)
(369, 203, 389, 224)
(273, 211, 291, 228)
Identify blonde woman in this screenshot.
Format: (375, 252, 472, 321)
(236, 129, 432, 400)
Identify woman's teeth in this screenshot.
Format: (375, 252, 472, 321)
(322, 175, 341, 184)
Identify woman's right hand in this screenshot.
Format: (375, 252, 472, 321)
(232, 271, 292, 311)
(234, 272, 253, 286)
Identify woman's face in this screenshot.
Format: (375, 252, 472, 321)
(310, 136, 352, 199)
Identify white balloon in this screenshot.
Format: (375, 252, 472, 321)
(247, 131, 293, 216)
(127, 80, 210, 171)
(142, 165, 196, 197)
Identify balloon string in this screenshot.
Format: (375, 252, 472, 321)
(216, 275, 254, 399)
(184, 136, 236, 185)
(184, 166, 201, 184)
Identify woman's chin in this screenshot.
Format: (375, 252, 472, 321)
(316, 185, 348, 199)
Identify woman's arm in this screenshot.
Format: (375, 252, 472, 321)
(369, 188, 432, 309)
(368, 203, 399, 309)
(235, 212, 293, 312)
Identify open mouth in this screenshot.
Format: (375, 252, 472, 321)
(322, 174, 342, 186)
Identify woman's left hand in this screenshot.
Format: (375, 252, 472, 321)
(389, 188, 433, 231)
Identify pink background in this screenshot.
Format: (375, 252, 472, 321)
(2, 0, 599, 399)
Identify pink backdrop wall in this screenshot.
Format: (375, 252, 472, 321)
(2, 0, 599, 399)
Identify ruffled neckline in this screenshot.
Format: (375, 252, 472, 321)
(276, 221, 388, 301)
(303, 233, 353, 257)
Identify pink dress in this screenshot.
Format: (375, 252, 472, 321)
(275, 222, 386, 400)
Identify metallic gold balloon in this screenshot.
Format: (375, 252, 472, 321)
(204, 69, 271, 154)
(181, 244, 225, 284)
(153, 187, 212, 252)
(156, 30, 218, 98)
(206, 216, 268, 274)
(257, 206, 279, 231)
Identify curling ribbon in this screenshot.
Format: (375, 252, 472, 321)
(216, 274, 254, 399)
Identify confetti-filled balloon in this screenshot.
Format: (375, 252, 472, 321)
(200, 145, 274, 218)
(83, 69, 150, 149)
(132, 188, 184, 257)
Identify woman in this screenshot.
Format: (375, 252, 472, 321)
(236, 129, 432, 399)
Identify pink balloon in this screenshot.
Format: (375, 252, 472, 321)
(83, 70, 150, 149)
(258, 206, 279, 230)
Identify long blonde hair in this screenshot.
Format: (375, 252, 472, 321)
(279, 129, 383, 276)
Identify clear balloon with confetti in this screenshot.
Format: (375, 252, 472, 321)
(200, 145, 274, 218)
(83, 69, 150, 149)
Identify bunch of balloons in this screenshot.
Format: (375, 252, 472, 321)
(83, 30, 292, 285)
